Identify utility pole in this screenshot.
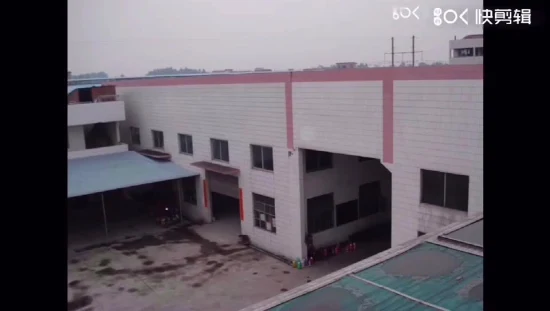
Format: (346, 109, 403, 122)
(391, 37, 395, 67)
(412, 36, 415, 67)
(384, 36, 423, 67)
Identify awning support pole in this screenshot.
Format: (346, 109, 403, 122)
(177, 179, 184, 224)
(101, 193, 108, 238)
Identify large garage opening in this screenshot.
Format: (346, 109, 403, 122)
(207, 171, 242, 238)
(301, 148, 392, 266)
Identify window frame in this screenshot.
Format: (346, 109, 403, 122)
(130, 126, 141, 145)
(420, 169, 469, 212)
(210, 138, 230, 162)
(151, 130, 164, 149)
(251, 144, 274, 171)
(253, 193, 276, 234)
(305, 150, 333, 173)
(178, 134, 194, 155)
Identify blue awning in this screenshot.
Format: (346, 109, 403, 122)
(68, 151, 198, 198)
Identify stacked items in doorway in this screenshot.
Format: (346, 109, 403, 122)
(293, 234, 357, 269)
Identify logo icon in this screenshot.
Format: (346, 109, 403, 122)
(393, 6, 420, 20)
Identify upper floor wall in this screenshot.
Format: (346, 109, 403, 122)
(68, 101, 126, 126)
(109, 65, 483, 165)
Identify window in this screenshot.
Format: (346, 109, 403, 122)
(421, 169, 469, 212)
(152, 130, 164, 149)
(130, 127, 141, 145)
(475, 47, 483, 56)
(253, 194, 276, 233)
(305, 150, 332, 172)
(251, 145, 274, 171)
(454, 48, 474, 57)
(359, 181, 382, 217)
(211, 139, 229, 162)
(178, 134, 193, 155)
(336, 200, 359, 226)
(307, 193, 335, 234)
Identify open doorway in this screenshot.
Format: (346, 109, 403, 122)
(302, 148, 392, 267)
(203, 170, 242, 240)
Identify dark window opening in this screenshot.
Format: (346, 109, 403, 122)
(336, 199, 359, 226)
(152, 130, 164, 149)
(178, 134, 194, 155)
(130, 127, 141, 145)
(253, 194, 276, 233)
(359, 181, 382, 217)
(420, 169, 469, 212)
(305, 150, 333, 172)
(251, 145, 274, 171)
(211, 139, 229, 162)
(307, 193, 334, 234)
(182, 179, 197, 205)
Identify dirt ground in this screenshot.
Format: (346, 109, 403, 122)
(67, 224, 390, 311)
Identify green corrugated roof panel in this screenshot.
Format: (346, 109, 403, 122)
(269, 276, 431, 311)
(355, 243, 483, 311)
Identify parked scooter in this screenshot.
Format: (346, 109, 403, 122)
(155, 203, 180, 227)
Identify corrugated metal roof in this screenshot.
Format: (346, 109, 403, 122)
(243, 215, 484, 311)
(67, 84, 103, 95)
(68, 151, 198, 198)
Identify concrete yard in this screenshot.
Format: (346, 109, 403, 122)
(67, 223, 390, 311)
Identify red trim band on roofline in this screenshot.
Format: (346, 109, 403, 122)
(107, 65, 483, 88)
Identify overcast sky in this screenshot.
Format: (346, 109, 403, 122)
(68, 0, 482, 77)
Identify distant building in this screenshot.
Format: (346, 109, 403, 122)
(449, 34, 483, 65)
(335, 62, 357, 69)
(254, 68, 273, 72)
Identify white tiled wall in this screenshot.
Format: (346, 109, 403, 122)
(391, 80, 483, 246)
(118, 84, 305, 259)
(293, 81, 383, 158)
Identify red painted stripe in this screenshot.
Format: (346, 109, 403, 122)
(203, 180, 208, 209)
(383, 80, 394, 164)
(109, 65, 483, 88)
(239, 188, 244, 221)
(285, 80, 294, 150)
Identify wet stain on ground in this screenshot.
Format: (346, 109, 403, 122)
(106, 284, 114, 287)
(204, 262, 224, 274)
(223, 268, 229, 272)
(122, 251, 138, 256)
(78, 267, 88, 272)
(206, 260, 217, 265)
(191, 283, 202, 288)
(70, 259, 80, 264)
(99, 259, 111, 267)
(253, 272, 258, 275)
(128, 288, 138, 293)
(143, 260, 154, 266)
(281, 288, 288, 292)
(74, 241, 119, 253)
(271, 266, 277, 269)
(283, 271, 290, 274)
(306, 280, 311, 283)
(96, 264, 186, 277)
(220, 244, 231, 247)
(253, 257, 260, 261)
(138, 255, 148, 260)
(67, 295, 93, 311)
(83, 308, 94, 311)
(124, 235, 135, 239)
(118, 287, 125, 291)
(68, 280, 81, 288)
